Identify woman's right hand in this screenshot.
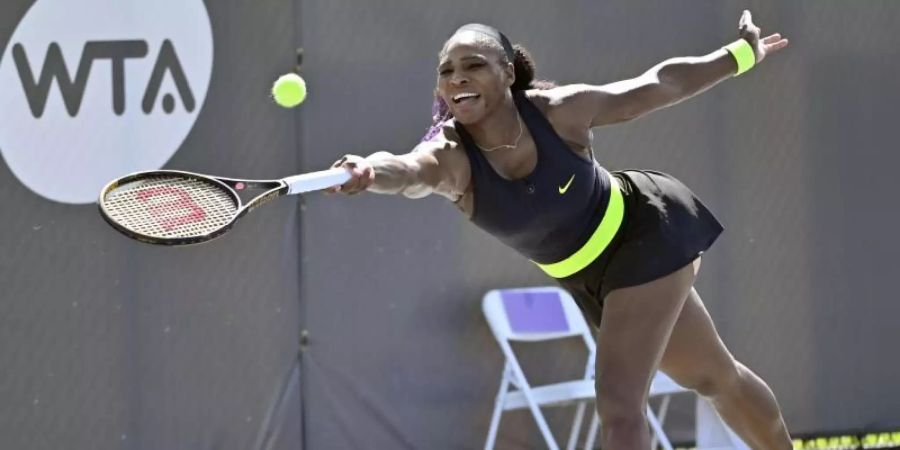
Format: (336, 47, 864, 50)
(327, 154, 374, 194)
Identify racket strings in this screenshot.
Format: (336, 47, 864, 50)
(102, 176, 238, 239)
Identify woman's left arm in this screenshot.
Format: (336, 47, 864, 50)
(554, 10, 788, 127)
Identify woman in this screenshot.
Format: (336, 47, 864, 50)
(330, 10, 791, 450)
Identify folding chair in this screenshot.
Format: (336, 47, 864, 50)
(482, 286, 686, 450)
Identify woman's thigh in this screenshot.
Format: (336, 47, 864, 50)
(595, 258, 700, 410)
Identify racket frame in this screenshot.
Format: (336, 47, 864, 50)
(98, 169, 287, 246)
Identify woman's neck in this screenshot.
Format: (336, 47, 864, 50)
(467, 93, 520, 152)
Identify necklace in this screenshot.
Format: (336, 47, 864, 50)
(474, 114, 524, 152)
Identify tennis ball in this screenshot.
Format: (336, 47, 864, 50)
(271, 73, 307, 108)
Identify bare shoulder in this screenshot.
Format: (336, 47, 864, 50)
(438, 120, 463, 147)
(524, 87, 596, 157)
(414, 121, 465, 160)
(411, 120, 470, 200)
(525, 85, 600, 129)
(524, 89, 552, 111)
(526, 84, 596, 106)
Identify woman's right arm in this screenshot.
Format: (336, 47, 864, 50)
(329, 138, 469, 201)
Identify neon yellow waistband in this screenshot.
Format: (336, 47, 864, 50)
(533, 174, 625, 278)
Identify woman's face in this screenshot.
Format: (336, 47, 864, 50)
(436, 32, 514, 125)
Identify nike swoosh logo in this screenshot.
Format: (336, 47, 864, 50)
(558, 174, 575, 194)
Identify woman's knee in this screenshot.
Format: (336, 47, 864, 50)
(671, 359, 743, 398)
(595, 391, 649, 446)
(596, 404, 647, 438)
(595, 378, 646, 421)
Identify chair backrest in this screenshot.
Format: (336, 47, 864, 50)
(482, 286, 592, 343)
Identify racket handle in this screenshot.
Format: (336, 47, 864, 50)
(284, 168, 351, 194)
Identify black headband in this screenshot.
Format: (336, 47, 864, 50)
(454, 23, 515, 63)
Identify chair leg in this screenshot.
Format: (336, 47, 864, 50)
(583, 412, 600, 450)
(647, 405, 674, 450)
(566, 401, 588, 450)
(524, 397, 560, 450)
(484, 377, 510, 450)
(651, 396, 672, 449)
(657, 395, 671, 425)
(503, 353, 561, 450)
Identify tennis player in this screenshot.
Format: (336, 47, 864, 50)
(330, 10, 790, 449)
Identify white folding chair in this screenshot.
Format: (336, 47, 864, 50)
(482, 286, 685, 450)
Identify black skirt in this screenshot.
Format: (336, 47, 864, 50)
(557, 169, 724, 328)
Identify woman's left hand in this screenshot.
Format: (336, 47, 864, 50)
(738, 10, 789, 64)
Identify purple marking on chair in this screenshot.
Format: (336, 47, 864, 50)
(501, 291, 570, 333)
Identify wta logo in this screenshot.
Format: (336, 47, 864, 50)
(0, 0, 214, 204)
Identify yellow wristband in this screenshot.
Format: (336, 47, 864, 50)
(723, 39, 756, 76)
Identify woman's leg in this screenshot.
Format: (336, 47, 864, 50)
(658, 287, 792, 449)
(594, 259, 700, 450)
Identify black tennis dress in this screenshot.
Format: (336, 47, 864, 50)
(454, 91, 723, 327)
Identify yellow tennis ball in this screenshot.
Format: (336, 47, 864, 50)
(272, 73, 307, 108)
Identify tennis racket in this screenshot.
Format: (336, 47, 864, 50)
(98, 168, 350, 245)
